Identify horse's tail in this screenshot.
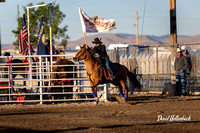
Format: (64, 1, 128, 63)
(124, 66, 142, 91)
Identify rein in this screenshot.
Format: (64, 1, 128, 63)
(76, 49, 89, 61)
(87, 65, 102, 84)
(77, 47, 102, 84)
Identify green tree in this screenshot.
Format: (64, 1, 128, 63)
(61, 38, 68, 49)
(12, 2, 69, 49)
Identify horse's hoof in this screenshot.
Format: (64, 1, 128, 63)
(115, 96, 126, 104)
(94, 97, 99, 104)
(120, 93, 124, 97)
(125, 95, 128, 102)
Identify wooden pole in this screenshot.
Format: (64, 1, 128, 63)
(170, 0, 177, 82)
(136, 11, 139, 45)
(170, 0, 177, 45)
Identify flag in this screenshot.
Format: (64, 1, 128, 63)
(19, 14, 29, 55)
(78, 7, 116, 33)
(37, 16, 49, 55)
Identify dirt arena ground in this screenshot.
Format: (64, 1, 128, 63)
(0, 94, 200, 133)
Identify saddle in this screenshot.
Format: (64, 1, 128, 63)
(92, 53, 118, 81)
(100, 63, 118, 82)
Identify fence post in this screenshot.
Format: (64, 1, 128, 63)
(126, 47, 129, 56)
(156, 46, 158, 79)
(104, 83, 108, 102)
(116, 47, 120, 63)
(39, 56, 43, 104)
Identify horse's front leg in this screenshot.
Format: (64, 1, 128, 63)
(91, 86, 99, 104)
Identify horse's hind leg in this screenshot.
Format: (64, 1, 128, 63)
(92, 86, 99, 104)
(120, 80, 128, 102)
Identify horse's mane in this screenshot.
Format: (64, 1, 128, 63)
(85, 46, 102, 65)
(86, 46, 94, 58)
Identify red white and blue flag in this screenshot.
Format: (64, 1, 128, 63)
(78, 7, 116, 33)
(19, 14, 29, 55)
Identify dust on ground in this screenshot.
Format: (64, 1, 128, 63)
(0, 93, 200, 133)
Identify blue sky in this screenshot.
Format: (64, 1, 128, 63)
(1, 0, 200, 45)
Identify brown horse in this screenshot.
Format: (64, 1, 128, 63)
(11, 59, 29, 79)
(50, 59, 76, 100)
(51, 59, 75, 85)
(73, 44, 142, 104)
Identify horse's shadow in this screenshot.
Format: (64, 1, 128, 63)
(111, 94, 171, 105)
(128, 95, 163, 105)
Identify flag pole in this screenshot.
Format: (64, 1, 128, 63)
(48, 3, 53, 72)
(78, 6, 87, 47)
(26, 8, 32, 89)
(83, 32, 87, 46)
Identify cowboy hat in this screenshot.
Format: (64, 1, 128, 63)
(177, 48, 184, 53)
(92, 37, 102, 44)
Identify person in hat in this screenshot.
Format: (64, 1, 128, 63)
(46, 39, 56, 55)
(92, 37, 115, 81)
(174, 47, 188, 96)
(30, 38, 35, 55)
(29, 38, 36, 62)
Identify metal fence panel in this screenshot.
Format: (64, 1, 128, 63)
(0, 55, 107, 104)
(108, 43, 200, 93)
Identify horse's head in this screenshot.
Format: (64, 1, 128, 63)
(73, 44, 89, 62)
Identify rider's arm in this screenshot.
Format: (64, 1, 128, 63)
(99, 45, 107, 56)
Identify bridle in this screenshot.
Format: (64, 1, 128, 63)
(76, 47, 103, 84)
(76, 48, 89, 61)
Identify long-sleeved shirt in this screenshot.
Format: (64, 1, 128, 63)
(91, 45, 107, 58)
(174, 54, 188, 72)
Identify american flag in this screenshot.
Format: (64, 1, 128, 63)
(19, 14, 29, 55)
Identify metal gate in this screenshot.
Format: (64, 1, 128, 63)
(0, 54, 107, 104)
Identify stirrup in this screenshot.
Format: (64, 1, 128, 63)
(110, 75, 115, 81)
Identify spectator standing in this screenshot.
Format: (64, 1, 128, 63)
(30, 39, 36, 62)
(30, 39, 35, 55)
(174, 48, 188, 96)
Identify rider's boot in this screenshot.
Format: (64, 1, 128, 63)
(110, 75, 115, 81)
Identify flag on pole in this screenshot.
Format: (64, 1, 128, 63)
(78, 7, 116, 33)
(37, 16, 49, 55)
(19, 14, 29, 55)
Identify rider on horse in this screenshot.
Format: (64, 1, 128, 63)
(91, 37, 115, 81)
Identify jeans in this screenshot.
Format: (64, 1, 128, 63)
(175, 71, 186, 95)
(104, 55, 114, 76)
